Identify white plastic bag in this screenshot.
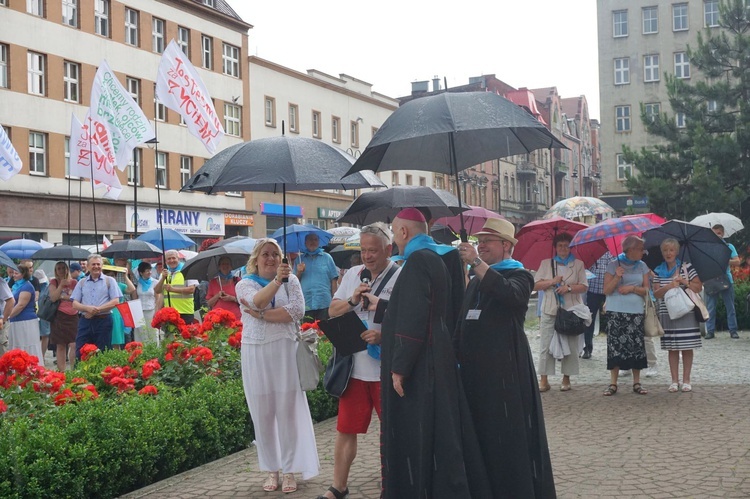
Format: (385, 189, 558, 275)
(664, 287, 694, 320)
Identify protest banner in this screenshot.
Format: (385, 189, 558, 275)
(0, 125, 22, 181)
(69, 113, 122, 195)
(116, 299, 145, 329)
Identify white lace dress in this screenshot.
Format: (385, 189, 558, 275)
(235, 274, 319, 480)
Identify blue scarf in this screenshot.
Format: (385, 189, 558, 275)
(11, 278, 27, 294)
(618, 252, 641, 266)
(490, 259, 524, 271)
(655, 259, 681, 278)
(403, 233, 456, 261)
(554, 254, 575, 266)
(303, 247, 324, 257)
(217, 271, 234, 280)
(138, 276, 152, 292)
(244, 274, 271, 287)
(168, 262, 184, 273)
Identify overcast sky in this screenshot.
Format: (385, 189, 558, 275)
(229, 0, 601, 120)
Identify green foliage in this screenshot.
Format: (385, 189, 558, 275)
(714, 279, 750, 330)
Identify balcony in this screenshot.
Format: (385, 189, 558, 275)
(516, 160, 537, 176)
(554, 161, 568, 177)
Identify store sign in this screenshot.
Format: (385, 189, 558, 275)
(318, 207, 344, 220)
(125, 206, 225, 235)
(260, 203, 303, 217)
(225, 213, 254, 226)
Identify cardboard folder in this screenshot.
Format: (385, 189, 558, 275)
(319, 311, 368, 357)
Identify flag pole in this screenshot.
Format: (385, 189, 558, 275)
(87, 116, 100, 254)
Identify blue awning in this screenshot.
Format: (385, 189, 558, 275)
(261, 203, 304, 217)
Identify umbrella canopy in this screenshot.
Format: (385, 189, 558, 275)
(570, 217, 662, 261)
(642, 220, 732, 282)
(271, 224, 333, 254)
(327, 227, 361, 246)
(434, 206, 503, 236)
(0, 251, 18, 271)
(602, 213, 668, 256)
(31, 245, 91, 261)
(336, 186, 469, 225)
(136, 229, 195, 251)
(328, 245, 360, 269)
(514, 217, 599, 270)
(210, 235, 256, 249)
(180, 246, 251, 281)
(690, 212, 744, 237)
(430, 224, 459, 245)
(0, 239, 44, 259)
(543, 196, 616, 221)
(101, 240, 163, 260)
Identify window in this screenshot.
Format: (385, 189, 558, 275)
(27, 51, 45, 95)
(203, 0, 214, 6)
(642, 6, 658, 34)
(28, 131, 46, 175)
(615, 105, 631, 132)
(62, 0, 77, 27)
(614, 58, 629, 85)
(125, 8, 139, 46)
(435, 176, 444, 190)
(312, 111, 321, 138)
(391, 172, 399, 186)
(674, 52, 690, 79)
(177, 27, 190, 56)
(201, 35, 212, 69)
(526, 180, 532, 202)
(154, 83, 166, 121)
(152, 17, 165, 53)
(288, 104, 299, 133)
(675, 112, 686, 128)
(63, 61, 79, 103)
(405, 174, 412, 186)
(95, 0, 109, 37)
(673, 3, 688, 31)
(155, 152, 168, 188)
(616, 154, 632, 180)
(331, 116, 341, 143)
(127, 149, 141, 186)
(707, 100, 718, 112)
(644, 102, 660, 122)
(264, 96, 275, 127)
(0, 44, 7, 89)
(643, 54, 660, 82)
(180, 156, 192, 187)
(126, 77, 140, 105)
(222, 43, 239, 77)
(705, 1, 720, 27)
(224, 103, 240, 136)
(27, 0, 43, 16)
(613, 10, 628, 37)
(503, 175, 509, 200)
(419, 177, 426, 187)
(350, 121, 359, 148)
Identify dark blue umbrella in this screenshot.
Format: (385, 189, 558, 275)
(0, 250, 18, 271)
(101, 240, 163, 260)
(136, 229, 195, 251)
(0, 239, 44, 259)
(271, 225, 332, 254)
(31, 245, 91, 261)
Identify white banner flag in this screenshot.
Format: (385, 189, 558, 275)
(91, 60, 155, 169)
(0, 125, 22, 181)
(95, 181, 123, 200)
(69, 113, 122, 193)
(156, 40, 224, 154)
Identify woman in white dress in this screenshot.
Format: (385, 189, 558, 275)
(135, 262, 159, 344)
(235, 239, 319, 494)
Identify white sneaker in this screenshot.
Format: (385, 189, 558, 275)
(644, 366, 658, 378)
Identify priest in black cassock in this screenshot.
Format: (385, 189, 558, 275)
(456, 218, 556, 499)
(380, 208, 491, 499)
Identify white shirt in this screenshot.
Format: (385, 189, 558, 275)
(138, 280, 157, 311)
(333, 262, 401, 382)
(236, 275, 306, 345)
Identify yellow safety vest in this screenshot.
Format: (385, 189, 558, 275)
(166, 271, 194, 315)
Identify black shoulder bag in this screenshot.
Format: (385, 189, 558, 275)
(552, 259, 587, 336)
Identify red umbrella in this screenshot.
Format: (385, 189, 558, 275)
(603, 213, 667, 256)
(434, 206, 503, 236)
(514, 217, 604, 271)
(570, 216, 662, 263)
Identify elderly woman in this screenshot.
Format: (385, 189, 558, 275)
(235, 239, 319, 494)
(652, 238, 702, 392)
(533, 232, 588, 392)
(135, 262, 159, 344)
(7, 264, 44, 365)
(206, 256, 241, 320)
(602, 235, 651, 396)
(48, 262, 79, 371)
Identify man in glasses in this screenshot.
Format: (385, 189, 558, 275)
(456, 219, 556, 498)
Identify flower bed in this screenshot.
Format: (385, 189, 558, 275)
(0, 308, 338, 498)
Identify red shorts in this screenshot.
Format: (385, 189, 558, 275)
(337, 378, 381, 434)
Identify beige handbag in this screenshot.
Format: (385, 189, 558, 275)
(644, 296, 664, 337)
(681, 265, 709, 323)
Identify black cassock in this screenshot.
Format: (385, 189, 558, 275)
(381, 248, 492, 499)
(456, 267, 557, 499)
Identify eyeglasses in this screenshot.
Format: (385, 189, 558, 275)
(361, 225, 392, 240)
(476, 238, 505, 245)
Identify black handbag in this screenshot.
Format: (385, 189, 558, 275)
(703, 275, 731, 295)
(554, 307, 588, 336)
(323, 348, 354, 398)
(37, 288, 59, 322)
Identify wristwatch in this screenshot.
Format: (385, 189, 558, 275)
(470, 257, 482, 268)
(259, 310, 265, 320)
(347, 297, 357, 307)
(567, 285, 572, 293)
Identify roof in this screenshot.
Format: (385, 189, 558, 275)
(189, 0, 244, 22)
(505, 88, 548, 125)
(560, 96, 583, 119)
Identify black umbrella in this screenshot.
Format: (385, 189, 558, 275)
(642, 220, 731, 282)
(336, 186, 469, 225)
(181, 246, 251, 281)
(344, 91, 566, 240)
(30, 245, 91, 261)
(430, 224, 459, 245)
(328, 245, 360, 269)
(0, 250, 18, 271)
(101, 240, 163, 260)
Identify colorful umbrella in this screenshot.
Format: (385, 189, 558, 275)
(603, 213, 667, 256)
(690, 212, 744, 237)
(570, 216, 662, 261)
(514, 217, 600, 270)
(542, 196, 615, 221)
(434, 206, 503, 236)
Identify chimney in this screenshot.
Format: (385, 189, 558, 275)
(432, 76, 440, 92)
(411, 80, 429, 95)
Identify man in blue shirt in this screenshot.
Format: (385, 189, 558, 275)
(296, 233, 338, 321)
(705, 224, 741, 339)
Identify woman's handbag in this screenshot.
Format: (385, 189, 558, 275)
(323, 348, 354, 398)
(296, 329, 324, 391)
(36, 288, 59, 323)
(664, 286, 695, 320)
(644, 296, 664, 337)
(703, 275, 731, 296)
(554, 307, 588, 336)
(680, 265, 709, 323)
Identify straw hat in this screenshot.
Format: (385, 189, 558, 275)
(473, 218, 518, 245)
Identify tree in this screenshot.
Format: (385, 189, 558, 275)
(623, 0, 750, 237)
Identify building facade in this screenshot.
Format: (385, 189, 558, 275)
(0, 0, 253, 247)
(597, 0, 717, 212)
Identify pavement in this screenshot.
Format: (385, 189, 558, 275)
(121, 327, 750, 499)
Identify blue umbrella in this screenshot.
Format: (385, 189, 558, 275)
(223, 238, 259, 253)
(136, 228, 195, 251)
(0, 239, 44, 259)
(271, 225, 332, 254)
(0, 250, 18, 271)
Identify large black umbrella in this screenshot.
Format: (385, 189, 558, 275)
(0, 250, 18, 271)
(344, 91, 566, 240)
(101, 240, 163, 260)
(328, 245, 360, 269)
(181, 246, 251, 281)
(642, 220, 731, 282)
(336, 186, 469, 225)
(31, 245, 91, 261)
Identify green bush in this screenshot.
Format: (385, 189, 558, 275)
(713, 280, 750, 330)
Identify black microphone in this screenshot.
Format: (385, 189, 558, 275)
(360, 269, 372, 309)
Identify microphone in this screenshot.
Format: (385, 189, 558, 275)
(360, 269, 372, 309)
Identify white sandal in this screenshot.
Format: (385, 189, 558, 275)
(681, 383, 692, 392)
(263, 472, 279, 492)
(668, 382, 679, 393)
(282, 473, 297, 494)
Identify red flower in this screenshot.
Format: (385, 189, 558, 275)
(80, 344, 99, 362)
(300, 320, 321, 332)
(165, 352, 174, 361)
(0, 349, 38, 374)
(0, 399, 7, 413)
(141, 359, 162, 380)
(152, 307, 186, 331)
(227, 331, 242, 349)
(54, 389, 76, 406)
(138, 385, 158, 396)
(125, 342, 144, 352)
(71, 377, 87, 384)
(189, 346, 214, 364)
(202, 308, 237, 330)
(127, 348, 143, 364)
(82, 384, 99, 399)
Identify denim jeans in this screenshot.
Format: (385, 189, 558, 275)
(705, 284, 737, 333)
(75, 314, 113, 359)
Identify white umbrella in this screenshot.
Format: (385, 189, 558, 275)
(690, 212, 744, 237)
